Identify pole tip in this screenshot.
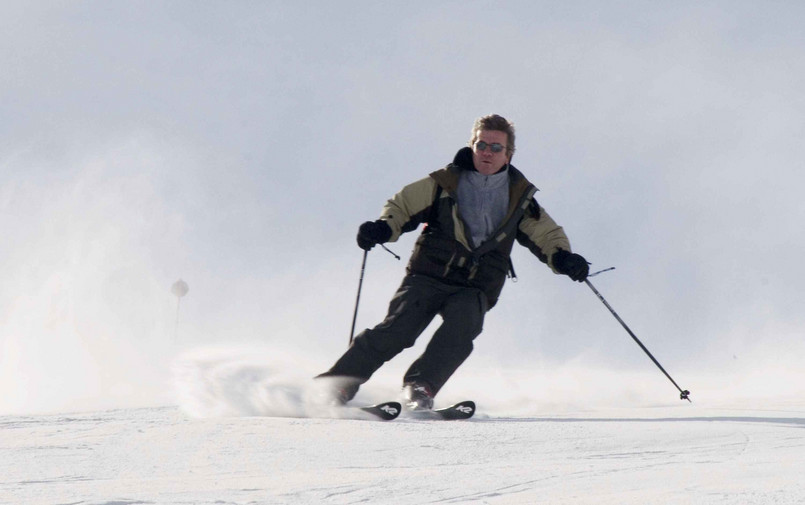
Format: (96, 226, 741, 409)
(680, 390, 691, 402)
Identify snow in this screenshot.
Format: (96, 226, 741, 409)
(2, 349, 803, 505)
(3, 404, 803, 505)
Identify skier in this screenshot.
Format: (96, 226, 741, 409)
(317, 114, 589, 410)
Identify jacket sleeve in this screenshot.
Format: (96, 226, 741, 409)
(378, 176, 439, 242)
(516, 201, 572, 273)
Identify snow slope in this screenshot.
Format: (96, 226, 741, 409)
(2, 349, 803, 505)
(2, 403, 803, 505)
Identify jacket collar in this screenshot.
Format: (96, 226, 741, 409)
(453, 146, 511, 175)
(434, 147, 529, 194)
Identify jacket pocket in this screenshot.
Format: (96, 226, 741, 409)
(473, 251, 509, 308)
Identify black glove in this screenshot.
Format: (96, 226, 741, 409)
(552, 249, 590, 282)
(356, 220, 392, 251)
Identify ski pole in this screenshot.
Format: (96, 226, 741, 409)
(348, 244, 400, 346)
(585, 279, 691, 402)
(349, 249, 369, 346)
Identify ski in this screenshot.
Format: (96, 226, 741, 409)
(408, 400, 476, 420)
(356, 401, 402, 421)
(433, 400, 476, 420)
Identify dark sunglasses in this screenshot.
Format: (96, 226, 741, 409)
(475, 141, 505, 153)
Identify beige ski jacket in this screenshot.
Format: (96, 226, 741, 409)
(379, 147, 572, 308)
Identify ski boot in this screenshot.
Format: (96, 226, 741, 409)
(313, 375, 360, 406)
(403, 381, 434, 411)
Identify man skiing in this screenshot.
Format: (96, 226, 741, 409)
(317, 114, 589, 411)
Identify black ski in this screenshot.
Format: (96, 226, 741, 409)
(433, 400, 475, 420)
(357, 401, 402, 421)
(409, 400, 476, 420)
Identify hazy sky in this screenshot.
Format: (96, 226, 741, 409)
(2, 1, 804, 413)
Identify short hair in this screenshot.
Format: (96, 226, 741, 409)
(468, 114, 516, 160)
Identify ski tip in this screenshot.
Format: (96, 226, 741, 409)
(439, 400, 475, 420)
(360, 401, 402, 421)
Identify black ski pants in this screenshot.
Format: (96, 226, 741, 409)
(321, 273, 487, 398)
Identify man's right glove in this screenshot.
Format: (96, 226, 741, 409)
(552, 249, 590, 282)
(356, 220, 392, 251)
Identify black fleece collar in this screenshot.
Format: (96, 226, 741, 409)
(452, 146, 510, 174)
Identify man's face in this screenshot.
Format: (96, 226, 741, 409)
(471, 129, 510, 175)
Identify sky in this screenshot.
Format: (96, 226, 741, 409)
(2, 1, 804, 415)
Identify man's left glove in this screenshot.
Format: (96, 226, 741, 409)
(552, 249, 590, 282)
(356, 220, 392, 251)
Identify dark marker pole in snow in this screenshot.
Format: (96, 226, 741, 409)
(171, 279, 189, 343)
(585, 278, 691, 402)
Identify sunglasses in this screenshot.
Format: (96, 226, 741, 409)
(475, 141, 506, 153)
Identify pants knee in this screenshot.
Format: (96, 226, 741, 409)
(356, 329, 417, 361)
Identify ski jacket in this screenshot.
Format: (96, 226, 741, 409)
(379, 147, 572, 309)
